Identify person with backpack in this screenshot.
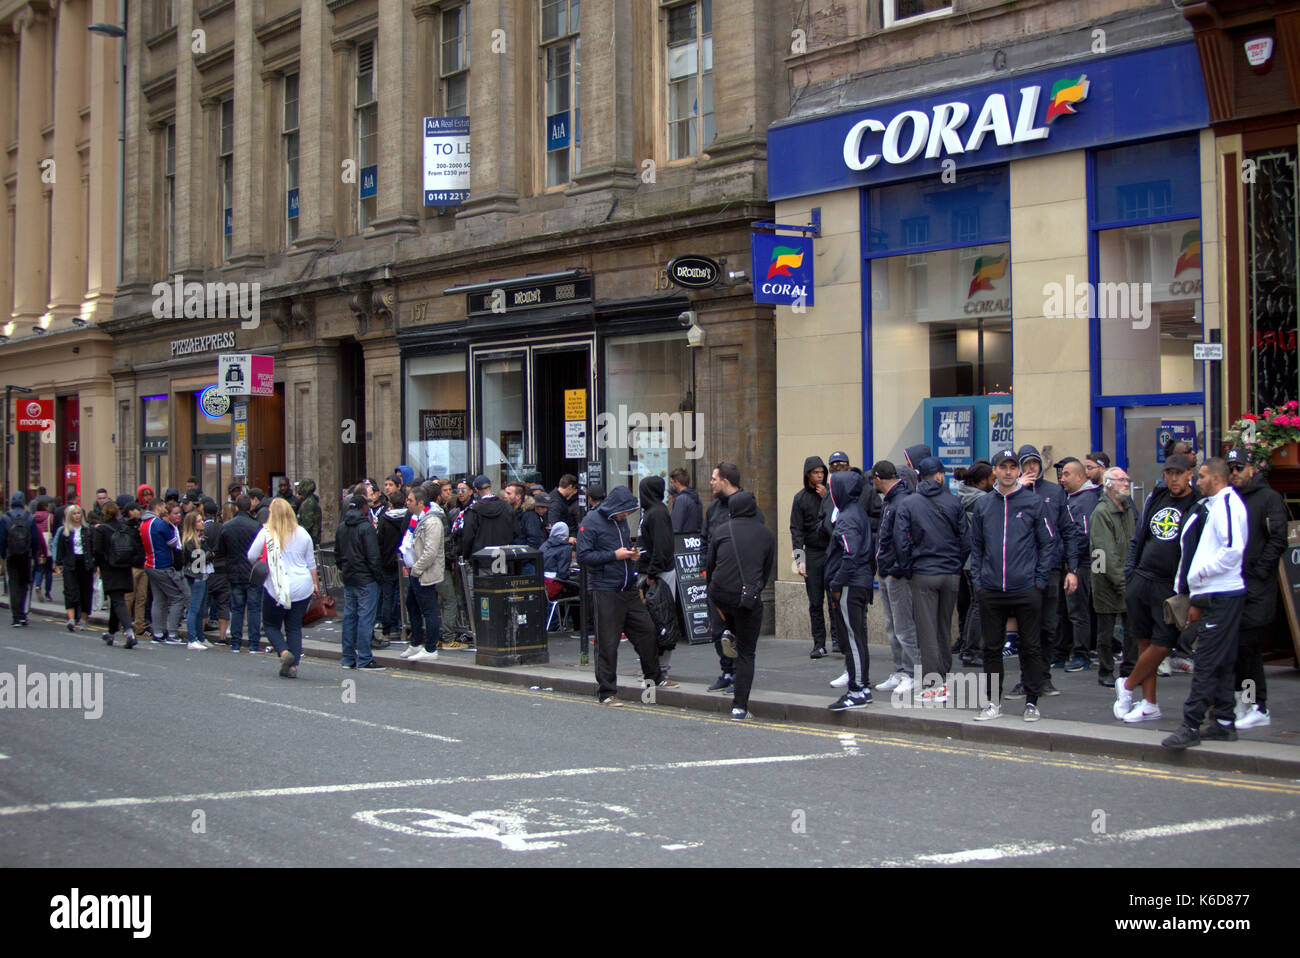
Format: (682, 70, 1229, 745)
(142, 500, 187, 644)
(53, 504, 96, 633)
(93, 500, 140, 647)
(1, 492, 46, 625)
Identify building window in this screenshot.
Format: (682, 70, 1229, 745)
(404, 353, 468, 480)
(666, 0, 713, 161)
(284, 74, 300, 245)
(219, 99, 233, 261)
(141, 394, 170, 495)
(541, 0, 580, 188)
(882, 0, 953, 30)
(153, 0, 176, 35)
(440, 4, 469, 116)
(163, 123, 176, 270)
(356, 40, 378, 230)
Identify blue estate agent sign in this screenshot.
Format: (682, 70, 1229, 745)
(767, 41, 1209, 200)
(751, 233, 815, 307)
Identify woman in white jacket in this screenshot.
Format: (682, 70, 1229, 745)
(247, 497, 320, 678)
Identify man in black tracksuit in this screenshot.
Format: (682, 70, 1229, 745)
(578, 485, 674, 705)
(790, 455, 831, 657)
(701, 462, 766, 693)
(970, 448, 1057, 721)
(1226, 448, 1286, 729)
(1016, 445, 1079, 692)
(706, 490, 775, 719)
(824, 470, 873, 710)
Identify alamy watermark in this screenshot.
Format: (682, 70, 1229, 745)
(0, 666, 103, 719)
(50, 888, 150, 938)
(593, 405, 704, 460)
(1043, 275, 1151, 330)
(152, 273, 261, 329)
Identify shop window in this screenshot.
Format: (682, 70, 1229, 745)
(405, 353, 468, 482)
(867, 167, 1010, 255)
(141, 394, 170, 494)
(871, 243, 1012, 463)
(18, 430, 40, 502)
(1246, 148, 1298, 411)
(665, 0, 713, 161)
(603, 331, 692, 533)
(1092, 135, 1199, 226)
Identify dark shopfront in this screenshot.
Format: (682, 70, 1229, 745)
(400, 273, 696, 514)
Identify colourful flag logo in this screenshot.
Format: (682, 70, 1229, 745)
(968, 254, 1008, 298)
(766, 246, 805, 280)
(1045, 75, 1089, 123)
(1174, 230, 1201, 276)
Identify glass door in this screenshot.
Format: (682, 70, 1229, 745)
(1101, 402, 1204, 509)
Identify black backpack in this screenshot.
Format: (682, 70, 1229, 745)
(108, 523, 138, 568)
(6, 515, 32, 559)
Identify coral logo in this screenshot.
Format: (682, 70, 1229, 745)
(1174, 230, 1201, 277)
(1045, 75, 1089, 123)
(765, 246, 805, 281)
(968, 254, 1008, 298)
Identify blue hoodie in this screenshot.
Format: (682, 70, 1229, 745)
(892, 477, 970, 576)
(0, 491, 45, 560)
(576, 485, 639, 592)
(969, 484, 1056, 593)
(826, 470, 873, 590)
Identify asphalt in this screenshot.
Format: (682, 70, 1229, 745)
(8, 584, 1297, 779)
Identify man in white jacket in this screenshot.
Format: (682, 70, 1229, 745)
(1163, 458, 1249, 750)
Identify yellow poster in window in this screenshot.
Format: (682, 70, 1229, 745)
(564, 388, 586, 421)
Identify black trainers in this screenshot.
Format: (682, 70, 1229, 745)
(707, 673, 735, 693)
(828, 691, 871, 711)
(357, 661, 387, 672)
(124, 635, 137, 649)
(809, 646, 828, 659)
(371, 637, 392, 650)
(102, 633, 115, 646)
(1200, 721, 1238, 742)
(1043, 680, 1062, 696)
(1004, 682, 1026, 699)
(1064, 655, 1090, 672)
(1162, 725, 1201, 749)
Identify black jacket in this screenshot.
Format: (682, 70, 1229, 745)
(1020, 476, 1075, 572)
(705, 491, 775, 609)
(92, 519, 136, 593)
(335, 509, 383, 585)
(898, 443, 931, 493)
(892, 478, 970, 577)
(218, 511, 262, 585)
(1239, 474, 1288, 629)
(790, 455, 830, 553)
(577, 485, 640, 592)
(702, 490, 766, 556)
(205, 518, 225, 575)
(969, 484, 1056, 593)
(826, 470, 873, 590)
(377, 506, 410, 571)
(461, 495, 517, 557)
(1064, 483, 1103, 571)
(636, 476, 675, 576)
(547, 489, 584, 537)
(670, 485, 702, 533)
(1125, 484, 1203, 583)
(53, 526, 96, 572)
(874, 480, 911, 578)
(515, 508, 545, 549)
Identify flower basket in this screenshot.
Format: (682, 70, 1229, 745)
(1270, 441, 1300, 468)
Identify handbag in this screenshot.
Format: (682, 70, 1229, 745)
(249, 542, 270, 588)
(1163, 593, 1192, 632)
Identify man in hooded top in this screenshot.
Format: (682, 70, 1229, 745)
(790, 455, 832, 658)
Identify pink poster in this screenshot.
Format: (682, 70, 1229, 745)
(251, 355, 274, 396)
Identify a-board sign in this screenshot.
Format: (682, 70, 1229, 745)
(674, 531, 711, 645)
(1276, 522, 1300, 665)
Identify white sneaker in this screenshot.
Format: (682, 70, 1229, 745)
(920, 685, 949, 705)
(1113, 682, 1134, 720)
(399, 644, 422, 659)
(408, 648, 439, 662)
(831, 671, 850, 688)
(186, 641, 207, 650)
(1234, 692, 1247, 720)
(1236, 705, 1271, 729)
(1123, 701, 1162, 723)
(974, 703, 1002, 722)
(895, 675, 916, 694)
(201, 640, 215, 649)
(874, 673, 904, 691)
(1157, 659, 1172, 677)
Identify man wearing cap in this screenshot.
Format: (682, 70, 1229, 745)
(226, 482, 243, 506)
(1225, 448, 1285, 730)
(872, 460, 920, 693)
(1085, 452, 1110, 487)
(1163, 458, 1249, 749)
(790, 454, 832, 658)
(1059, 457, 1102, 672)
(578, 484, 676, 705)
(1112, 453, 1201, 724)
(970, 448, 1057, 722)
(893, 456, 969, 703)
(1012, 444, 1078, 697)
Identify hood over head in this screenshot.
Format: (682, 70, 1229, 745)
(136, 484, 155, 503)
(1017, 444, 1043, 466)
(396, 465, 414, 486)
(597, 484, 639, 519)
(639, 475, 666, 511)
(916, 477, 947, 498)
(727, 489, 759, 519)
(802, 455, 828, 490)
(904, 445, 932, 470)
(10, 491, 25, 509)
(549, 521, 569, 542)
(830, 468, 864, 510)
(297, 479, 316, 498)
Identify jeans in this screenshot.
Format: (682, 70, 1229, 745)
(881, 575, 920, 674)
(145, 567, 186, 638)
(1182, 593, 1244, 730)
(262, 593, 310, 668)
(803, 547, 828, 648)
(910, 572, 958, 684)
(229, 580, 263, 650)
(716, 601, 763, 711)
(593, 589, 663, 699)
(980, 588, 1045, 705)
(408, 580, 441, 652)
(37, 555, 52, 597)
(378, 567, 401, 635)
(185, 577, 209, 642)
(342, 581, 380, 667)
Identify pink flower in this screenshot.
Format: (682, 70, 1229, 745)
(1288, 401, 1298, 411)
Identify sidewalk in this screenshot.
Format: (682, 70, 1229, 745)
(10, 589, 1299, 778)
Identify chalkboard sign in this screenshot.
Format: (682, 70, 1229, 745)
(1276, 522, 1300, 665)
(674, 531, 712, 645)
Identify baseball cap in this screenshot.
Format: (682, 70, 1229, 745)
(1225, 449, 1248, 466)
(917, 456, 945, 476)
(472, 474, 491, 490)
(992, 448, 1019, 467)
(227, 481, 242, 494)
(828, 451, 850, 465)
(1163, 453, 1195, 472)
(533, 491, 551, 508)
(869, 460, 897, 481)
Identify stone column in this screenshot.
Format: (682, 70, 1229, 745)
(229, 0, 265, 268)
(568, 0, 638, 195)
(282, 342, 341, 533)
(172, 0, 206, 272)
(47, 0, 89, 326)
(293, 0, 336, 251)
(11, 5, 51, 332)
(84, 0, 120, 323)
(369, 0, 419, 236)
(362, 338, 402, 484)
(458, 0, 519, 219)
(119, 0, 152, 292)
(0, 33, 16, 331)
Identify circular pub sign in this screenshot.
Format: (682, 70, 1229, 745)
(199, 385, 231, 420)
(667, 254, 722, 290)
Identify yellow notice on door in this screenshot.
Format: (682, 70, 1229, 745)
(564, 388, 586, 421)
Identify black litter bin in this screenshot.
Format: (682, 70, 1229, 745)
(469, 545, 549, 666)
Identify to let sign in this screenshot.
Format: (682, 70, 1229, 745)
(16, 399, 53, 431)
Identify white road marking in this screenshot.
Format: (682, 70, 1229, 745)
(838, 733, 860, 756)
(355, 798, 633, 852)
(0, 754, 8, 760)
(223, 693, 461, 744)
(3, 646, 140, 677)
(881, 810, 1297, 866)
(661, 843, 703, 851)
(0, 750, 846, 817)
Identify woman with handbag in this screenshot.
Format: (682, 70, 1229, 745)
(246, 497, 320, 678)
(53, 505, 95, 632)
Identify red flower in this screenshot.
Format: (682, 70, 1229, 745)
(1242, 414, 1259, 421)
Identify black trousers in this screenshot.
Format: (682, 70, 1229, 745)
(1235, 627, 1268, 712)
(1038, 574, 1061, 663)
(717, 601, 763, 711)
(803, 547, 828, 648)
(980, 588, 1045, 705)
(1062, 567, 1095, 660)
(62, 563, 93, 618)
(709, 600, 736, 674)
(6, 556, 31, 622)
(594, 589, 663, 699)
(839, 586, 871, 693)
(106, 589, 132, 635)
(1182, 593, 1244, 729)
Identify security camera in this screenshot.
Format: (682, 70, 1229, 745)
(678, 310, 696, 328)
